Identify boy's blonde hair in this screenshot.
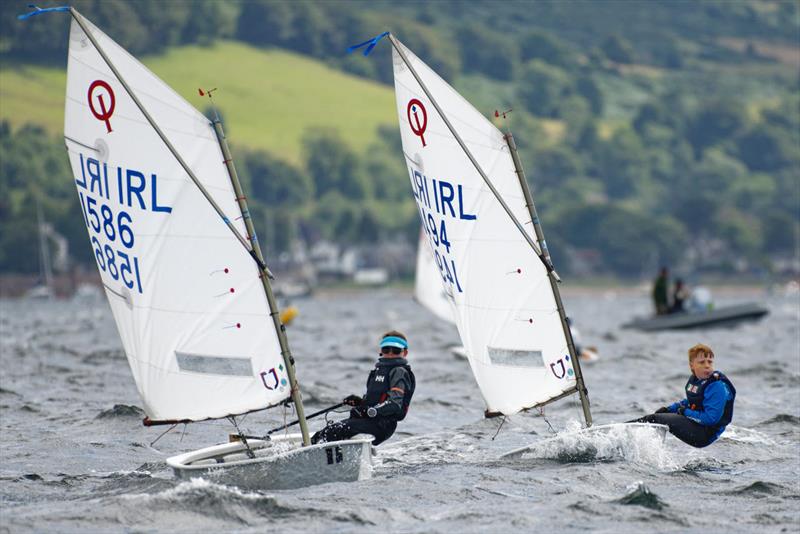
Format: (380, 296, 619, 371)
(688, 343, 714, 362)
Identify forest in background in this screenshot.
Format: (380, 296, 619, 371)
(1, 0, 798, 279)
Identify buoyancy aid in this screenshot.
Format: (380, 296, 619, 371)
(364, 358, 415, 421)
(685, 371, 736, 428)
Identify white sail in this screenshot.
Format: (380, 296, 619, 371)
(392, 38, 578, 415)
(63, 12, 291, 422)
(414, 230, 455, 324)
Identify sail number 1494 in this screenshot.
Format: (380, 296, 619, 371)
(423, 212, 463, 292)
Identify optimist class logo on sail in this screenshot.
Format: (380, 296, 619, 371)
(88, 80, 115, 133)
(407, 99, 427, 147)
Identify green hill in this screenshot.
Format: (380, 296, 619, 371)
(0, 40, 396, 164)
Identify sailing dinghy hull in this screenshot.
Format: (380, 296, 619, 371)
(167, 434, 373, 490)
(499, 423, 668, 459)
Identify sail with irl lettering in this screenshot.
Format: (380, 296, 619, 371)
(388, 35, 592, 420)
(64, 12, 289, 423)
(44, 6, 373, 489)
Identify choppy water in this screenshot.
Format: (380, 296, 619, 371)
(1, 287, 798, 533)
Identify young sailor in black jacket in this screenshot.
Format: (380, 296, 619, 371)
(311, 330, 415, 446)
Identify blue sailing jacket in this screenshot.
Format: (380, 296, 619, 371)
(668, 371, 736, 443)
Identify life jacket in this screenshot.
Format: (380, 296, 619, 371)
(685, 371, 736, 429)
(364, 359, 415, 421)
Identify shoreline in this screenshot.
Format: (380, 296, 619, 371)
(0, 272, 790, 299)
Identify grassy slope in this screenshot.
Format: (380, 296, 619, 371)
(0, 41, 396, 164)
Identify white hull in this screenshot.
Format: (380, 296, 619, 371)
(500, 423, 668, 458)
(167, 434, 373, 490)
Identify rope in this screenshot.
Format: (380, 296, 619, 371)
(539, 407, 557, 435)
(228, 416, 256, 459)
(149, 422, 178, 447)
(491, 416, 507, 440)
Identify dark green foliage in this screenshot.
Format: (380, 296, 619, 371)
(650, 33, 683, 69)
(714, 207, 762, 255)
(736, 124, 796, 172)
(0, 122, 93, 272)
(0, 0, 212, 60)
(285, 2, 326, 56)
(519, 31, 574, 69)
(574, 76, 604, 116)
(530, 146, 584, 190)
(592, 127, 650, 199)
(311, 191, 360, 243)
(181, 0, 237, 46)
(600, 34, 635, 64)
(238, 149, 312, 207)
(686, 100, 747, 158)
(303, 129, 367, 200)
(455, 24, 516, 81)
(554, 204, 688, 276)
(670, 151, 746, 233)
(364, 127, 409, 202)
(236, 0, 293, 46)
(518, 61, 570, 117)
(762, 212, 800, 254)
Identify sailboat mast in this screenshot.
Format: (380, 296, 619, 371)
(505, 133, 592, 427)
(69, 8, 310, 442)
(210, 112, 311, 446)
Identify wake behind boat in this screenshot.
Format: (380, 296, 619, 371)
(622, 302, 768, 332)
(500, 423, 668, 461)
(45, 6, 371, 490)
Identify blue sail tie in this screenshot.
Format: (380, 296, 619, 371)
(17, 5, 71, 20)
(346, 32, 390, 56)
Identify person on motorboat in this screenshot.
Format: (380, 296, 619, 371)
(671, 278, 690, 313)
(631, 343, 735, 447)
(311, 330, 415, 446)
(652, 267, 670, 315)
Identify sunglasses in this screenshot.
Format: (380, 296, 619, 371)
(381, 346, 403, 355)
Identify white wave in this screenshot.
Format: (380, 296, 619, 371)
(376, 431, 478, 468)
(503, 422, 679, 469)
(119, 477, 270, 503)
(718, 425, 776, 445)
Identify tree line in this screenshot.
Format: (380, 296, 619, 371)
(1, 0, 797, 278)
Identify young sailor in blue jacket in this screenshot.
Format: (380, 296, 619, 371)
(311, 331, 415, 446)
(634, 343, 736, 447)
